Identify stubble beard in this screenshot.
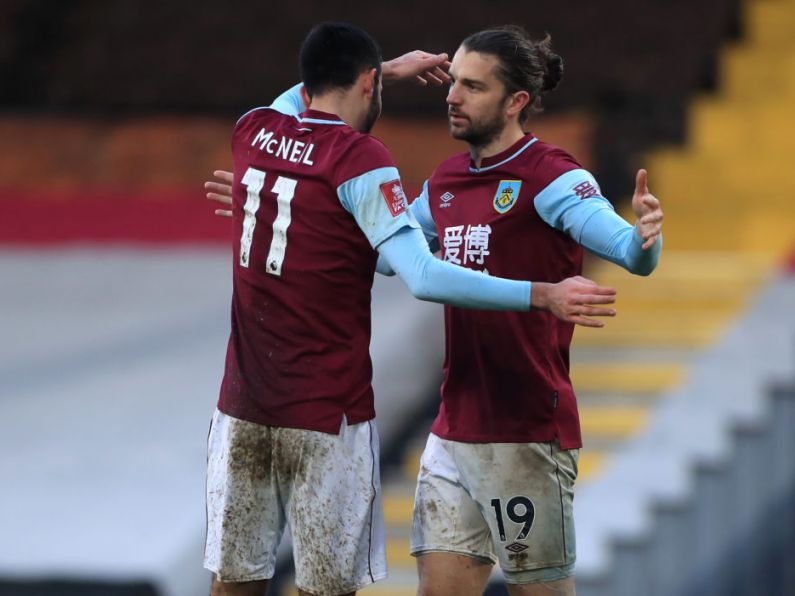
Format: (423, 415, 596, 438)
(448, 107, 506, 149)
(363, 93, 382, 134)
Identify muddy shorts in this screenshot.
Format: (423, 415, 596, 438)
(204, 409, 387, 595)
(410, 433, 578, 584)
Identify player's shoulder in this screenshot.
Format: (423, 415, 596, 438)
(526, 138, 582, 170)
(234, 106, 294, 133)
(333, 130, 397, 186)
(521, 138, 585, 189)
(337, 129, 393, 164)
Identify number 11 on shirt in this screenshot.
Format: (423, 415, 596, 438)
(239, 166, 297, 276)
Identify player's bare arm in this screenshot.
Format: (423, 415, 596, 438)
(531, 276, 617, 328)
(632, 168, 664, 250)
(382, 51, 451, 86)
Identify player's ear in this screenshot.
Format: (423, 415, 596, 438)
(362, 68, 377, 98)
(300, 85, 311, 109)
(506, 90, 530, 119)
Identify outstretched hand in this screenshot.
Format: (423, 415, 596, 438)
(531, 276, 617, 328)
(382, 51, 451, 86)
(631, 169, 663, 250)
(205, 170, 234, 218)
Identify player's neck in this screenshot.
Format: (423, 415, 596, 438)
(469, 124, 526, 168)
(309, 94, 365, 132)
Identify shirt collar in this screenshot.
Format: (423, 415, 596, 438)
(298, 109, 346, 126)
(469, 133, 538, 173)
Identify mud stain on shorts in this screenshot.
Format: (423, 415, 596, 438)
(228, 419, 274, 482)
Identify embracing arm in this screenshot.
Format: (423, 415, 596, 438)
(378, 226, 530, 310)
(378, 227, 616, 326)
(338, 166, 616, 324)
(376, 179, 438, 276)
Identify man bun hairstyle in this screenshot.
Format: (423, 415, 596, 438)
(299, 21, 383, 98)
(462, 26, 564, 123)
(541, 46, 564, 92)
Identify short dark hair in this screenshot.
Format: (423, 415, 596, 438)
(299, 22, 383, 98)
(462, 26, 564, 123)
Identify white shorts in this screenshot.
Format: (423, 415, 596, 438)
(410, 433, 578, 584)
(204, 410, 387, 595)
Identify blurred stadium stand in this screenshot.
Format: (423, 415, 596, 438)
(2, 1, 794, 595)
(571, 1, 795, 594)
(0, 0, 741, 196)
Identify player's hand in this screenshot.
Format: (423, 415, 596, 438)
(205, 170, 234, 218)
(382, 51, 451, 86)
(631, 169, 663, 250)
(531, 276, 617, 328)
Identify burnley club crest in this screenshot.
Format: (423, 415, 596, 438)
(493, 180, 522, 214)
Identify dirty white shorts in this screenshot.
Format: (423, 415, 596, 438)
(204, 409, 387, 595)
(410, 433, 578, 584)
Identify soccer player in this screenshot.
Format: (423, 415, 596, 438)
(204, 22, 618, 596)
(401, 28, 663, 596)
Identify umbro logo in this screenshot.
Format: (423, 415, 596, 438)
(505, 542, 528, 553)
(439, 191, 455, 208)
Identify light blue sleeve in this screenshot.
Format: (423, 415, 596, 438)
(235, 83, 304, 125)
(375, 253, 397, 276)
(410, 180, 439, 250)
(337, 167, 420, 250)
(534, 169, 661, 276)
(378, 227, 531, 311)
(269, 83, 304, 116)
(376, 179, 438, 276)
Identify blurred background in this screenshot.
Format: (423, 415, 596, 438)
(1, 0, 794, 595)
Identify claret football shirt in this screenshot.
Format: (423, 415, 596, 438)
(219, 106, 415, 433)
(422, 134, 590, 448)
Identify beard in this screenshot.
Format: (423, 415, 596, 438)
(448, 104, 506, 148)
(362, 92, 382, 133)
